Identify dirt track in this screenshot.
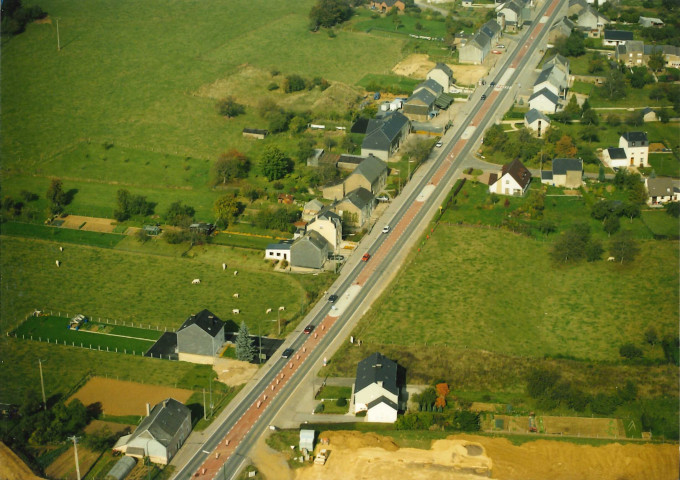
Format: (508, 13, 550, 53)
(252, 431, 679, 480)
(0, 442, 44, 480)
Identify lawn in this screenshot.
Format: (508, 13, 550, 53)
(1, 222, 125, 248)
(357, 73, 421, 95)
(641, 210, 680, 238)
(0, 235, 311, 335)
(351, 9, 448, 38)
(588, 84, 674, 108)
(648, 154, 680, 178)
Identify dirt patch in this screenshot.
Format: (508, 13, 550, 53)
(45, 446, 101, 480)
(491, 415, 625, 437)
(470, 402, 503, 412)
(213, 357, 258, 387)
(391, 54, 487, 85)
(251, 432, 294, 480)
(69, 377, 193, 416)
(649, 142, 666, 152)
(34, 17, 52, 24)
(60, 215, 117, 233)
(0, 442, 45, 480)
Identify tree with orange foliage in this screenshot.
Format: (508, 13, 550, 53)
(555, 135, 577, 158)
(434, 396, 446, 408)
(436, 383, 449, 398)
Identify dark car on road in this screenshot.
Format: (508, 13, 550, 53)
(282, 348, 294, 358)
(480, 94, 487, 100)
(303, 325, 314, 334)
(328, 294, 339, 303)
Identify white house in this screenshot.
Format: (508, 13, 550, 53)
(603, 30, 634, 47)
(524, 108, 551, 137)
(619, 131, 649, 167)
(488, 158, 532, 196)
(265, 240, 293, 262)
(426, 63, 455, 93)
(354, 352, 400, 423)
(645, 177, 679, 206)
(529, 88, 560, 113)
(541, 158, 583, 188)
(306, 208, 342, 250)
(576, 6, 609, 31)
(113, 398, 192, 465)
(602, 147, 628, 169)
(497, 0, 523, 32)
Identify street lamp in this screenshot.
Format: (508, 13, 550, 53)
(38, 358, 47, 411)
(277, 306, 285, 335)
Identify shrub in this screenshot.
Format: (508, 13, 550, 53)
(336, 397, 347, 407)
(314, 403, 325, 414)
(619, 343, 643, 360)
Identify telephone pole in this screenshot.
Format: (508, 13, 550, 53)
(56, 18, 61, 51)
(38, 359, 47, 410)
(67, 436, 81, 480)
(202, 389, 207, 420)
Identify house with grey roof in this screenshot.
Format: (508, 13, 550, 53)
(644, 44, 680, 69)
(459, 21, 500, 65)
(414, 78, 444, 97)
(113, 398, 192, 465)
(543, 53, 570, 75)
(639, 16, 664, 28)
(497, 0, 523, 32)
(176, 309, 225, 362)
(524, 108, 551, 137)
(290, 230, 329, 270)
(402, 89, 438, 122)
(426, 63, 455, 93)
(265, 240, 293, 262)
(548, 16, 574, 46)
(345, 155, 388, 195)
(307, 208, 342, 250)
(576, 6, 609, 31)
(480, 19, 501, 42)
(619, 131, 649, 167)
(645, 177, 679, 206)
(603, 30, 634, 47)
(616, 40, 644, 66)
(361, 112, 410, 161)
(568, 0, 588, 17)
(302, 198, 325, 221)
(354, 352, 400, 423)
(334, 187, 375, 229)
(603, 147, 627, 168)
(541, 158, 583, 188)
(529, 88, 560, 113)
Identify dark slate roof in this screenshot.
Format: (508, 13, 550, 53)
(407, 88, 437, 107)
(541, 171, 554, 181)
(525, 108, 551, 124)
(344, 187, 374, 209)
(552, 158, 583, 175)
(362, 112, 410, 151)
(619, 40, 644, 54)
(178, 309, 224, 338)
(529, 88, 559, 104)
(606, 147, 627, 159)
(242, 128, 269, 135)
(641, 107, 654, 115)
(317, 207, 342, 222)
(351, 117, 370, 134)
(304, 230, 330, 251)
(488, 172, 498, 186)
(480, 19, 501, 39)
(351, 155, 388, 186)
(621, 131, 648, 143)
(433, 62, 453, 78)
(500, 0, 521, 14)
(338, 154, 366, 165)
(355, 352, 399, 397)
(550, 16, 574, 32)
(128, 398, 190, 447)
(604, 30, 634, 41)
(534, 67, 555, 86)
(367, 395, 398, 411)
(646, 177, 677, 197)
(266, 241, 293, 250)
(543, 53, 569, 71)
(415, 78, 444, 96)
(501, 158, 532, 188)
(644, 44, 680, 56)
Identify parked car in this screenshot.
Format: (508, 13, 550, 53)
(496, 44, 505, 49)
(328, 294, 339, 303)
(361, 253, 371, 262)
(303, 325, 314, 334)
(282, 348, 294, 358)
(329, 254, 345, 261)
(376, 195, 390, 203)
(491, 49, 502, 54)
(435, 141, 443, 148)
(382, 225, 391, 234)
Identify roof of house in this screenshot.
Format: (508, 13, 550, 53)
(342, 187, 374, 210)
(266, 240, 293, 251)
(529, 87, 559, 105)
(338, 154, 366, 166)
(644, 44, 680, 56)
(488, 172, 498, 186)
(501, 158, 532, 188)
(582, 5, 609, 22)
(127, 398, 190, 447)
(500, 0, 522, 15)
(351, 117, 370, 134)
(406, 88, 437, 107)
(316, 207, 342, 222)
(355, 352, 399, 397)
(242, 128, 269, 135)
(621, 131, 648, 143)
(467, 30, 492, 50)
(303, 230, 329, 251)
(431, 62, 453, 78)
(378, 0, 403, 6)
(304, 198, 324, 212)
(552, 158, 583, 175)
(604, 30, 634, 41)
(177, 309, 224, 338)
(534, 66, 564, 90)
(639, 16, 664, 25)
(618, 40, 645, 55)
(646, 177, 678, 197)
(525, 108, 551, 125)
(351, 155, 388, 186)
(367, 395, 399, 411)
(363, 112, 410, 151)
(480, 19, 501, 39)
(606, 147, 627, 159)
(541, 170, 554, 181)
(550, 16, 574, 32)
(415, 78, 444, 96)
(641, 107, 655, 115)
(543, 53, 570, 71)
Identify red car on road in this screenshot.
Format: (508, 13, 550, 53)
(361, 253, 371, 262)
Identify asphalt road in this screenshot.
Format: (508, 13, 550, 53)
(172, 1, 565, 478)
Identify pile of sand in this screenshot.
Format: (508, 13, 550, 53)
(213, 357, 258, 387)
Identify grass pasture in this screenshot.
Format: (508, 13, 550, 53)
(13, 316, 161, 355)
(357, 73, 421, 94)
(648, 154, 680, 178)
(641, 210, 680, 238)
(1, 222, 124, 249)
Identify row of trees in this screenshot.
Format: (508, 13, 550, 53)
(114, 189, 155, 221)
(309, 0, 353, 29)
(551, 223, 639, 263)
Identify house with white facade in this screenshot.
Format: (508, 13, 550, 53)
(619, 131, 649, 167)
(603, 30, 634, 47)
(541, 158, 583, 188)
(488, 158, 532, 196)
(529, 88, 559, 113)
(306, 208, 342, 250)
(497, 0, 523, 32)
(576, 6, 609, 31)
(645, 177, 679, 206)
(602, 147, 628, 168)
(426, 63, 455, 93)
(354, 352, 400, 423)
(265, 240, 293, 262)
(524, 108, 551, 137)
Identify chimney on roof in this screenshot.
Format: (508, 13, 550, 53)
(377, 381, 383, 388)
(146, 403, 151, 416)
(163, 400, 168, 408)
(209, 315, 214, 319)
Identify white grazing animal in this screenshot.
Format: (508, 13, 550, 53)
(607, 257, 615, 262)
(233, 293, 239, 298)
(232, 309, 240, 314)
(192, 278, 201, 284)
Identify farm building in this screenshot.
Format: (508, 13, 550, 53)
(113, 398, 191, 465)
(176, 309, 225, 363)
(354, 352, 400, 423)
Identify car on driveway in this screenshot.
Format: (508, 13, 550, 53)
(328, 254, 345, 261)
(376, 195, 390, 203)
(361, 253, 371, 262)
(282, 348, 294, 358)
(491, 49, 502, 54)
(303, 325, 314, 334)
(496, 44, 505, 49)
(328, 294, 338, 303)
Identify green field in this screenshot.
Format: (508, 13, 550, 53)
(357, 73, 421, 95)
(13, 316, 157, 354)
(648, 154, 680, 178)
(352, 9, 448, 38)
(641, 210, 680, 237)
(1, 222, 125, 248)
(0, 235, 319, 334)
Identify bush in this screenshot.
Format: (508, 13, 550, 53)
(619, 343, 643, 360)
(314, 403, 325, 414)
(336, 397, 347, 407)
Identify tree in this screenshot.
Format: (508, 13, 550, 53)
(601, 69, 627, 100)
(564, 95, 580, 117)
(664, 201, 680, 217)
(625, 110, 645, 126)
(554, 135, 577, 157)
(656, 108, 670, 123)
(164, 201, 195, 227)
(628, 181, 648, 204)
(235, 322, 256, 362)
(649, 87, 665, 101)
(581, 108, 599, 126)
(113, 189, 154, 221)
(629, 66, 652, 89)
(288, 115, 308, 134)
(46, 179, 67, 215)
(644, 327, 658, 346)
(609, 230, 640, 263)
(603, 215, 620, 236)
(620, 202, 641, 222)
(598, 164, 605, 182)
(585, 238, 604, 262)
(436, 383, 450, 398)
(309, 0, 352, 29)
(551, 223, 590, 263)
(580, 97, 591, 114)
(647, 50, 666, 72)
(297, 137, 316, 164)
(588, 54, 606, 74)
(526, 368, 561, 398)
(619, 343, 643, 360)
(216, 97, 245, 118)
(284, 74, 307, 93)
(213, 150, 250, 185)
(591, 199, 617, 221)
(566, 30, 586, 56)
(260, 146, 290, 181)
(213, 194, 241, 229)
(606, 114, 621, 126)
(483, 124, 508, 151)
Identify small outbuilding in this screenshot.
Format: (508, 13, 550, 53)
(104, 456, 137, 480)
(299, 429, 315, 451)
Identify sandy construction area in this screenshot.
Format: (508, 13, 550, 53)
(69, 377, 193, 416)
(253, 430, 679, 480)
(213, 357, 258, 387)
(61, 215, 117, 233)
(0, 442, 45, 480)
(392, 54, 487, 85)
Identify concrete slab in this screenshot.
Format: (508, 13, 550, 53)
(328, 284, 361, 318)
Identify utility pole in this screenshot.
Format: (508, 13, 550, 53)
(202, 389, 207, 420)
(38, 359, 47, 410)
(209, 377, 213, 419)
(68, 436, 81, 480)
(56, 18, 61, 51)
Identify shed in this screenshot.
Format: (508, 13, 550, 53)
(104, 456, 137, 480)
(242, 128, 269, 139)
(299, 429, 315, 451)
(143, 225, 161, 236)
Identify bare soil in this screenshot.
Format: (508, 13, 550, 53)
(253, 430, 678, 480)
(0, 442, 45, 480)
(491, 415, 625, 437)
(60, 215, 117, 233)
(213, 357, 258, 387)
(391, 54, 487, 85)
(84, 419, 135, 435)
(45, 446, 101, 480)
(69, 377, 193, 416)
